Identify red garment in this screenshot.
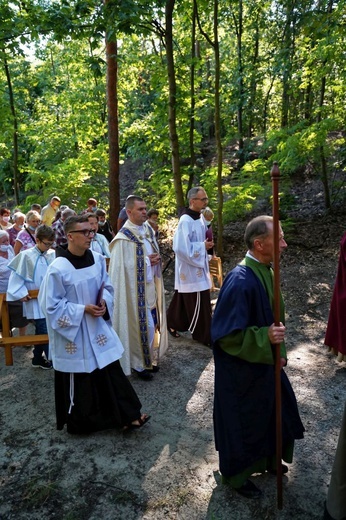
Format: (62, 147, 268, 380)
(325, 233, 346, 355)
(205, 225, 214, 255)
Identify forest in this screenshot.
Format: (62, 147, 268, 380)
(0, 4, 346, 517)
(1, 0, 345, 253)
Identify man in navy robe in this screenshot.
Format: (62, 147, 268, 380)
(212, 215, 304, 498)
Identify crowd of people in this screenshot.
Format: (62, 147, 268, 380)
(0, 189, 344, 517)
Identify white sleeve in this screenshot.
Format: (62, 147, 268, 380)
(6, 271, 28, 301)
(173, 220, 206, 268)
(39, 267, 85, 342)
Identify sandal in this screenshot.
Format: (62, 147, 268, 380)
(123, 414, 151, 432)
(168, 328, 180, 338)
(130, 414, 151, 429)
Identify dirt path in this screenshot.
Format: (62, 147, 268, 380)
(1, 215, 346, 519)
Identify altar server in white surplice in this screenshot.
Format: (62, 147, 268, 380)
(7, 224, 56, 369)
(166, 186, 213, 346)
(39, 214, 149, 434)
(109, 196, 168, 381)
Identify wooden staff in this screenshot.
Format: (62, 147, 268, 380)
(271, 162, 283, 510)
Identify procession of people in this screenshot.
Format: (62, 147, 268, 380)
(0, 187, 345, 519)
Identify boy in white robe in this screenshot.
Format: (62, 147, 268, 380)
(39, 214, 149, 434)
(7, 225, 56, 369)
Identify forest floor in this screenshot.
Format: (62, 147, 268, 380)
(1, 187, 346, 519)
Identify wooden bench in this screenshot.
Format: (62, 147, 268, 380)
(0, 290, 49, 366)
(209, 256, 223, 291)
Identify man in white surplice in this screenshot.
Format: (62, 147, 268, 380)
(109, 196, 168, 381)
(166, 187, 214, 346)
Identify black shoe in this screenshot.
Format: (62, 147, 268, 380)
(151, 365, 160, 373)
(130, 414, 151, 429)
(268, 464, 288, 476)
(132, 369, 153, 381)
(234, 479, 262, 499)
(32, 358, 53, 370)
(168, 328, 180, 338)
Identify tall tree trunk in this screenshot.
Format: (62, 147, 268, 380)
(281, 70, 290, 128)
(280, 1, 296, 128)
(316, 0, 333, 210)
(105, 36, 120, 230)
(247, 17, 259, 137)
(3, 51, 20, 204)
(262, 77, 274, 137)
(214, 0, 224, 258)
(280, 14, 290, 129)
(194, 0, 224, 256)
(319, 144, 330, 210)
(233, 0, 244, 166)
(317, 73, 330, 209)
(304, 81, 312, 123)
(187, 1, 197, 196)
(166, 0, 184, 211)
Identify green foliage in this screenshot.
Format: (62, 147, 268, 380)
(222, 184, 265, 221)
(221, 159, 271, 222)
(25, 143, 109, 211)
(199, 166, 226, 209)
(266, 119, 340, 176)
(0, 0, 346, 216)
(136, 166, 181, 218)
(187, 159, 271, 223)
(0, 36, 110, 207)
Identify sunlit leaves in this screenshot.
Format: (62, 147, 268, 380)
(0, 0, 346, 214)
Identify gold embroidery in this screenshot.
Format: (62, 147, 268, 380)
(180, 273, 186, 281)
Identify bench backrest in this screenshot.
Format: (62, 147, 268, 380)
(0, 290, 49, 366)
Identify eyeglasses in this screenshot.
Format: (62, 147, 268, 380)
(194, 197, 209, 202)
(41, 241, 55, 247)
(69, 229, 96, 237)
